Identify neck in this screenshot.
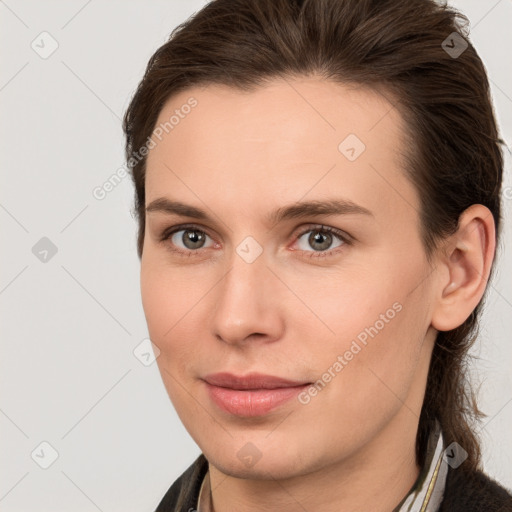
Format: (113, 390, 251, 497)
(208, 408, 421, 512)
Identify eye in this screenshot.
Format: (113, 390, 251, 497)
(159, 223, 351, 259)
(293, 225, 350, 258)
(160, 224, 216, 256)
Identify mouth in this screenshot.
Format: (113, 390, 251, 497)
(202, 372, 312, 417)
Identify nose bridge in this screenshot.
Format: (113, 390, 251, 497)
(211, 241, 281, 345)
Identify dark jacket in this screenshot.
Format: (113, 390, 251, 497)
(155, 453, 512, 512)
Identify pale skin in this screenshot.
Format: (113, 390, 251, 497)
(140, 76, 495, 512)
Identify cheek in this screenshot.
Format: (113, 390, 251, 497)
(140, 255, 201, 336)
(324, 288, 430, 419)
(140, 261, 199, 368)
(140, 264, 172, 340)
(281, 265, 405, 351)
(296, 248, 431, 393)
(141, 263, 207, 415)
(296, 296, 429, 454)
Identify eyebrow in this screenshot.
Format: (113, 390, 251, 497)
(145, 197, 373, 225)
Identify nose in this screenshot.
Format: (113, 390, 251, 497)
(211, 247, 284, 347)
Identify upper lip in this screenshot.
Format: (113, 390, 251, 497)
(203, 372, 311, 390)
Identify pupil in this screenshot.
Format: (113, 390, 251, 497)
(310, 231, 331, 251)
(185, 230, 204, 249)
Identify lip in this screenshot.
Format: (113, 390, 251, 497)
(203, 372, 311, 417)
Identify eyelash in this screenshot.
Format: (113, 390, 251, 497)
(159, 223, 352, 259)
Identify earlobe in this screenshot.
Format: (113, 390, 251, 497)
(431, 205, 496, 332)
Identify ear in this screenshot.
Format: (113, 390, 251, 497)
(431, 204, 496, 332)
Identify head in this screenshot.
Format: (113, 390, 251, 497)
(123, 0, 503, 476)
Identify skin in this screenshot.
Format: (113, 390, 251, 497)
(141, 76, 495, 512)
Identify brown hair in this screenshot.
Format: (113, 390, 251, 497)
(123, 0, 504, 471)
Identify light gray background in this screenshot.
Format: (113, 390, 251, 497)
(1, 1, 511, 510)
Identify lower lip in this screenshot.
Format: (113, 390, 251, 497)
(204, 382, 310, 417)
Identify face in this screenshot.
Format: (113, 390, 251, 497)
(141, 77, 438, 479)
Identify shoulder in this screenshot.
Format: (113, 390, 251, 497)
(154, 454, 209, 512)
(439, 465, 512, 512)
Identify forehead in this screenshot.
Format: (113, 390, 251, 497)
(149, 76, 405, 154)
(145, 77, 418, 223)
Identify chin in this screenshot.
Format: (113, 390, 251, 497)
(210, 454, 304, 480)
(201, 436, 323, 481)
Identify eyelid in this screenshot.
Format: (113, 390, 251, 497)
(159, 222, 215, 243)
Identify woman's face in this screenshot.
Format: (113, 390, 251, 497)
(141, 77, 439, 479)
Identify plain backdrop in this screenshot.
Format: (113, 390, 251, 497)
(1, 1, 511, 510)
